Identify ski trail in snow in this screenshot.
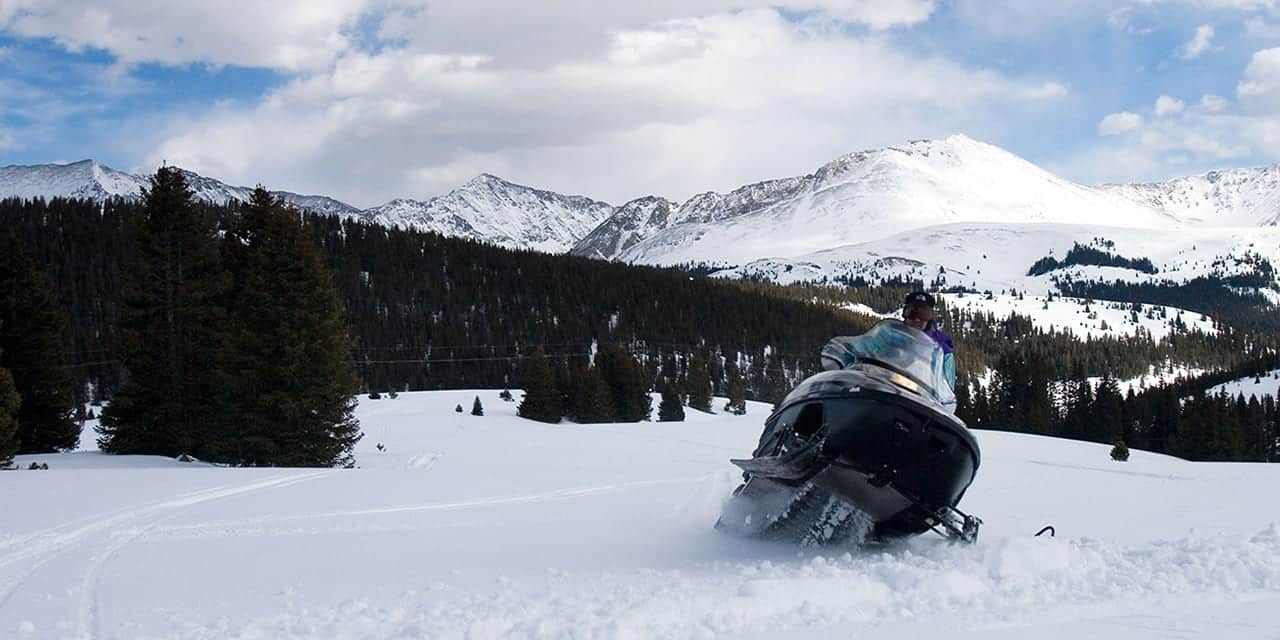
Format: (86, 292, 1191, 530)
(148, 474, 716, 535)
(75, 471, 328, 640)
(0, 471, 328, 638)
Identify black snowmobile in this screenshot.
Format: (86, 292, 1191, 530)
(717, 319, 982, 546)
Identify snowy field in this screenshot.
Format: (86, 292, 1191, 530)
(5, 390, 1280, 639)
(941, 293, 1218, 341)
(1211, 370, 1280, 401)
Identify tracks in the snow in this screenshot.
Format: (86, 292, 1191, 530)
(0, 471, 329, 640)
(148, 474, 713, 539)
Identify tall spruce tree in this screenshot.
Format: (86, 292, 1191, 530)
(596, 344, 650, 422)
(725, 360, 747, 415)
(685, 354, 713, 413)
(1091, 375, 1124, 445)
(570, 365, 614, 423)
(0, 236, 77, 452)
(98, 167, 228, 457)
(219, 188, 362, 466)
(657, 383, 685, 422)
(0, 366, 20, 466)
(518, 347, 562, 423)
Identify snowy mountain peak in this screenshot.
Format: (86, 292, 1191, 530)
(616, 135, 1180, 266)
(1099, 164, 1280, 227)
(0, 159, 359, 217)
(365, 174, 615, 253)
(571, 195, 680, 259)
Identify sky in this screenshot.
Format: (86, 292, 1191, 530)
(3, 0, 1280, 208)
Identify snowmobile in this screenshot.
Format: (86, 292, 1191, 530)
(717, 319, 983, 546)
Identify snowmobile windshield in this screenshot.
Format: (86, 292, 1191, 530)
(830, 320, 955, 405)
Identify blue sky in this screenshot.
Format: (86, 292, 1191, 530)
(3, 1, 1280, 206)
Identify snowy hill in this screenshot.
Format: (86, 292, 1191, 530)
(942, 293, 1219, 341)
(714, 222, 1280, 293)
(1210, 369, 1280, 400)
(365, 174, 614, 253)
(6, 390, 1279, 638)
(0, 159, 360, 216)
(1102, 166, 1280, 228)
(617, 135, 1182, 267)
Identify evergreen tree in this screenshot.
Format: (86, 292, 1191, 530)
(596, 344, 650, 422)
(1090, 375, 1124, 444)
(517, 347, 561, 423)
(219, 188, 361, 466)
(98, 168, 228, 457)
(724, 360, 747, 415)
(657, 383, 685, 422)
(570, 365, 614, 423)
(0, 235, 77, 453)
(686, 354, 713, 413)
(0, 367, 19, 466)
(1110, 440, 1130, 462)
(471, 396, 484, 416)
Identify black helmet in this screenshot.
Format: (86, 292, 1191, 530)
(903, 291, 935, 308)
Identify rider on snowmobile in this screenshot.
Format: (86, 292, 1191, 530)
(900, 291, 955, 386)
(822, 291, 956, 391)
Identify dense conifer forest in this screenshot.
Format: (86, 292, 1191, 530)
(2, 191, 1277, 464)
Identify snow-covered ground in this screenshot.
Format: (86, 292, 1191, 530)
(5, 390, 1280, 639)
(1210, 370, 1280, 400)
(942, 293, 1219, 341)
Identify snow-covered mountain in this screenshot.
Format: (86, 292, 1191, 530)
(0, 159, 148, 201)
(8, 136, 1280, 268)
(570, 196, 679, 259)
(713, 222, 1280, 292)
(365, 174, 614, 253)
(1100, 166, 1280, 228)
(617, 135, 1182, 266)
(0, 159, 360, 217)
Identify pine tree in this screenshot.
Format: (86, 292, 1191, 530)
(0, 235, 77, 453)
(0, 367, 20, 466)
(657, 383, 685, 422)
(570, 365, 614, 423)
(724, 360, 747, 415)
(517, 347, 561, 423)
(596, 344, 650, 422)
(471, 396, 484, 416)
(98, 168, 228, 457)
(1091, 375, 1124, 444)
(686, 353, 713, 413)
(1110, 440, 1130, 462)
(218, 188, 362, 466)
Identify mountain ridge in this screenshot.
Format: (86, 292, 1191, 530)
(5, 135, 1280, 263)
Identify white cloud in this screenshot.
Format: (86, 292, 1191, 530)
(1098, 111, 1144, 136)
(1237, 47, 1280, 108)
(1200, 93, 1229, 111)
(1024, 81, 1071, 99)
(0, 130, 19, 151)
(0, 1, 382, 71)
(141, 9, 1060, 206)
(1155, 95, 1186, 116)
(1180, 24, 1215, 59)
